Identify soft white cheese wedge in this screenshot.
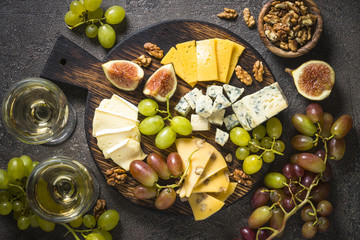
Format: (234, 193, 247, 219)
(98, 94, 138, 120)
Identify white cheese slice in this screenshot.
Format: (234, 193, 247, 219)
(98, 94, 138, 120)
(223, 84, 244, 103)
(191, 114, 210, 131)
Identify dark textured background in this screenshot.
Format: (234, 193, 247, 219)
(0, 0, 359, 239)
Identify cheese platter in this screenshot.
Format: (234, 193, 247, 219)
(40, 20, 283, 217)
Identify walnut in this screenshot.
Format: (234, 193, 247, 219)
(217, 8, 238, 19)
(263, 14, 280, 25)
(253, 60, 264, 82)
(264, 24, 278, 42)
(93, 199, 106, 220)
(144, 42, 163, 59)
(243, 8, 255, 28)
(288, 39, 299, 51)
(231, 169, 252, 186)
(299, 14, 317, 27)
(132, 55, 152, 67)
(235, 65, 252, 85)
(105, 166, 127, 186)
(280, 41, 289, 50)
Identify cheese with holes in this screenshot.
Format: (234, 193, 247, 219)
(161, 47, 187, 81)
(196, 39, 218, 81)
(215, 39, 234, 83)
(188, 193, 225, 221)
(176, 40, 197, 85)
(92, 109, 138, 134)
(192, 169, 230, 193)
(210, 182, 237, 202)
(226, 43, 245, 83)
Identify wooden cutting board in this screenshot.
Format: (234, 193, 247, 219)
(41, 20, 275, 215)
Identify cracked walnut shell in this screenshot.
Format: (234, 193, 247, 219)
(235, 65, 252, 85)
(144, 42, 164, 59)
(217, 8, 238, 19)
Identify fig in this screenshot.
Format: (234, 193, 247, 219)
(143, 64, 177, 102)
(286, 60, 335, 101)
(102, 60, 144, 91)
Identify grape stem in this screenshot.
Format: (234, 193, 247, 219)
(61, 223, 81, 240)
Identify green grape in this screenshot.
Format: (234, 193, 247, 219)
(301, 221, 317, 239)
(138, 99, 158, 116)
(264, 172, 287, 189)
(0, 191, 10, 202)
(17, 216, 30, 230)
(235, 147, 250, 160)
(37, 216, 55, 232)
(252, 125, 266, 140)
(262, 151, 275, 163)
(13, 210, 22, 221)
(64, 11, 83, 26)
(70, 1, 86, 14)
(98, 24, 116, 48)
(248, 206, 273, 228)
(273, 140, 285, 152)
(105, 6, 126, 25)
(85, 24, 99, 38)
(139, 115, 164, 135)
(19, 155, 32, 176)
(83, 0, 102, 11)
(69, 215, 83, 228)
(243, 155, 262, 175)
(292, 113, 317, 137)
(260, 136, 273, 149)
(155, 126, 177, 149)
(93, 230, 112, 240)
(269, 207, 284, 230)
(291, 135, 314, 151)
(230, 127, 251, 147)
(7, 157, 26, 181)
(29, 214, 39, 228)
(28, 161, 39, 175)
(98, 209, 119, 231)
(330, 114, 353, 139)
(248, 139, 260, 153)
(88, 7, 104, 19)
(170, 116, 192, 135)
(86, 233, 105, 240)
(0, 201, 12, 215)
(0, 170, 10, 189)
(266, 118, 282, 139)
(12, 200, 24, 212)
(83, 214, 96, 228)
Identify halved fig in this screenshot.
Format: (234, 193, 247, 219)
(143, 64, 177, 102)
(102, 60, 144, 91)
(286, 60, 335, 101)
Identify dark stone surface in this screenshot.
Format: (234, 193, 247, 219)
(0, 0, 359, 239)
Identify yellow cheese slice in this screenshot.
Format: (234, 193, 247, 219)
(105, 138, 147, 171)
(178, 147, 214, 198)
(92, 109, 138, 134)
(196, 39, 218, 81)
(161, 47, 187, 81)
(226, 42, 245, 83)
(210, 182, 238, 202)
(188, 193, 225, 221)
(161, 47, 177, 65)
(215, 39, 234, 83)
(192, 169, 230, 193)
(176, 40, 197, 85)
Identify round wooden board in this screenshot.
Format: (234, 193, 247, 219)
(41, 20, 275, 216)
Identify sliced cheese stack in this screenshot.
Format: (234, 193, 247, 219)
(175, 138, 237, 220)
(161, 38, 245, 87)
(92, 94, 146, 171)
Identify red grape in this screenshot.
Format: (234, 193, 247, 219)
(315, 149, 326, 160)
(321, 162, 332, 182)
(328, 138, 346, 161)
(301, 171, 316, 187)
(269, 207, 284, 231)
(147, 153, 171, 180)
(297, 153, 326, 173)
(320, 112, 333, 138)
(293, 163, 305, 178)
(154, 188, 176, 210)
(240, 227, 255, 240)
(282, 163, 295, 179)
(130, 160, 158, 187)
(331, 114, 353, 139)
(282, 197, 295, 211)
(306, 103, 323, 123)
(251, 187, 270, 209)
(133, 185, 157, 200)
(301, 205, 316, 222)
(291, 135, 314, 151)
(302, 221, 317, 239)
(270, 189, 285, 203)
(257, 229, 269, 240)
(317, 217, 330, 233)
(166, 152, 183, 177)
(292, 113, 317, 136)
(317, 200, 333, 217)
(311, 182, 330, 202)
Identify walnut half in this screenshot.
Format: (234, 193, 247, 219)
(144, 42, 164, 59)
(253, 60, 264, 82)
(218, 8, 238, 19)
(243, 8, 256, 28)
(235, 65, 253, 85)
(132, 55, 152, 67)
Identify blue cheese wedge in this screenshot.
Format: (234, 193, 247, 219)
(184, 88, 202, 109)
(232, 82, 288, 130)
(195, 95, 213, 118)
(212, 93, 231, 112)
(223, 84, 244, 103)
(215, 128, 229, 146)
(208, 109, 225, 126)
(191, 114, 210, 131)
(223, 114, 240, 130)
(175, 96, 191, 117)
(206, 85, 223, 99)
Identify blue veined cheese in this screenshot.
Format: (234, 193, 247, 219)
(223, 114, 240, 130)
(206, 85, 223, 99)
(195, 95, 213, 118)
(215, 128, 229, 146)
(184, 88, 202, 109)
(232, 82, 288, 131)
(223, 84, 244, 103)
(175, 96, 191, 117)
(212, 93, 231, 112)
(191, 114, 210, 131)
(208, 109, 225, 126)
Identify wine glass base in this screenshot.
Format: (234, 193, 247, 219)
(45, 103, 77, 146)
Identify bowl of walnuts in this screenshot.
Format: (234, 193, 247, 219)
(258, 0, 323, 58)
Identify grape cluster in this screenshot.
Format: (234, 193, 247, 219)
(130, 152, 187, 210)
(239, 103, 353, 240)
(138, 98, 192, 150)
(64, 0, 126, 48)
(230, 117, 285, 175)
(0, 155, 120, 240)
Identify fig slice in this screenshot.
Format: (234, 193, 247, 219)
(143, 64, 177, 102)
(286, 60, 335, 101)
(102, 60, 144, 91)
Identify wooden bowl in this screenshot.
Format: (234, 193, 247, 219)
(257, 0, 323, 58)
